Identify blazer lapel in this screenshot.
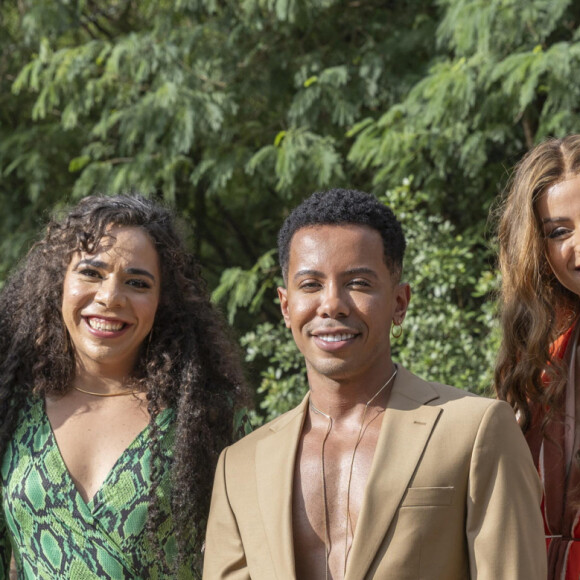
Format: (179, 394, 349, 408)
(346, 366, 441, 579)
(255, 394, 309, 580)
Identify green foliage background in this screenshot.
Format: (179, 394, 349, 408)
(2, 0, 580, 424)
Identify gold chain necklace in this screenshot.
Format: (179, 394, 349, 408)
(73, 385, 137, 397)
(309, 365, 398, 580)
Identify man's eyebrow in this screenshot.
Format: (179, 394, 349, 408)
(293, 269, 324, 281)
(73, 259, 156, 282)
(344, 267, 378, 277)
(292, 267, 378, 281)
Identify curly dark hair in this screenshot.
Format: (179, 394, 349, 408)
(0, 194, 245, 574)
(277, 188, 406, 280)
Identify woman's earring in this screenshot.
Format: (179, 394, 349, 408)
(146, 328, 154, 359)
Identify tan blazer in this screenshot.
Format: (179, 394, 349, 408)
(203, 366, 547, 579)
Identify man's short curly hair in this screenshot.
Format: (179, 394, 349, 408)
(278, 188, 406, 281)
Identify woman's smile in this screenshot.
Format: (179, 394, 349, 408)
(62, 226, 160, 379)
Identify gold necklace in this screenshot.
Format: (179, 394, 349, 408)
(73, 385, 137, 397)
(309, 365, 398, 579)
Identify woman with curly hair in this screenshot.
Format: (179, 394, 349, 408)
(496, 135, 580, 580)
(0, 194, 245, 578)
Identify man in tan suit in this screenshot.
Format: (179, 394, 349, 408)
(203, 189, 547, 579)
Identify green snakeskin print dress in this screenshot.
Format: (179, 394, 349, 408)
(0, 397, 198, 579)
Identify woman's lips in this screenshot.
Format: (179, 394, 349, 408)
(83, 316, 131, 337)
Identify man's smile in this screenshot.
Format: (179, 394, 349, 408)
(315, 333, 357, 343)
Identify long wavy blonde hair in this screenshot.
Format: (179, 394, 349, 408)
(495, 135, 580, 431)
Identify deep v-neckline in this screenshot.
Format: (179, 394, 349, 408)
(39, 399, 172, 508)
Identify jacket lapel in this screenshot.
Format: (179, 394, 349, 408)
(345, 366, 441, 579)
(255, 395, 309, 580)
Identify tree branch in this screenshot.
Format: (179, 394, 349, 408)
(212, 195, 258, 263)
(522, 112, 535, 150)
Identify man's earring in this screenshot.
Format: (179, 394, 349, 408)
(391, 320, 403, 339)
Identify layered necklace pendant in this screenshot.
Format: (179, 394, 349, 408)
(309, 365, 398, 580)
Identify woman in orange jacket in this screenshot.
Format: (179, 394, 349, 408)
(496, 134, 580, 580)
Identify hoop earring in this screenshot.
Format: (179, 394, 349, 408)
(145, 328, 154, 360)
(391, 321, 403, 339)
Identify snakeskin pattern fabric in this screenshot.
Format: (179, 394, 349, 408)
(0, 397, 197, 578)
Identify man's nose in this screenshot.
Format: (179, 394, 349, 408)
(316, 283, 349, 319)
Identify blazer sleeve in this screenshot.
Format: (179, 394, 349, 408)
(465, 400, 547, 579)
(203, 447, 251, 580)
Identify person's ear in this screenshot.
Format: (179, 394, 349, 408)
(277, 286, 291, 328)
(393, 282, 411, 325)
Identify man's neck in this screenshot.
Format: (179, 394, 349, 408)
(307, 363, 398, 421)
